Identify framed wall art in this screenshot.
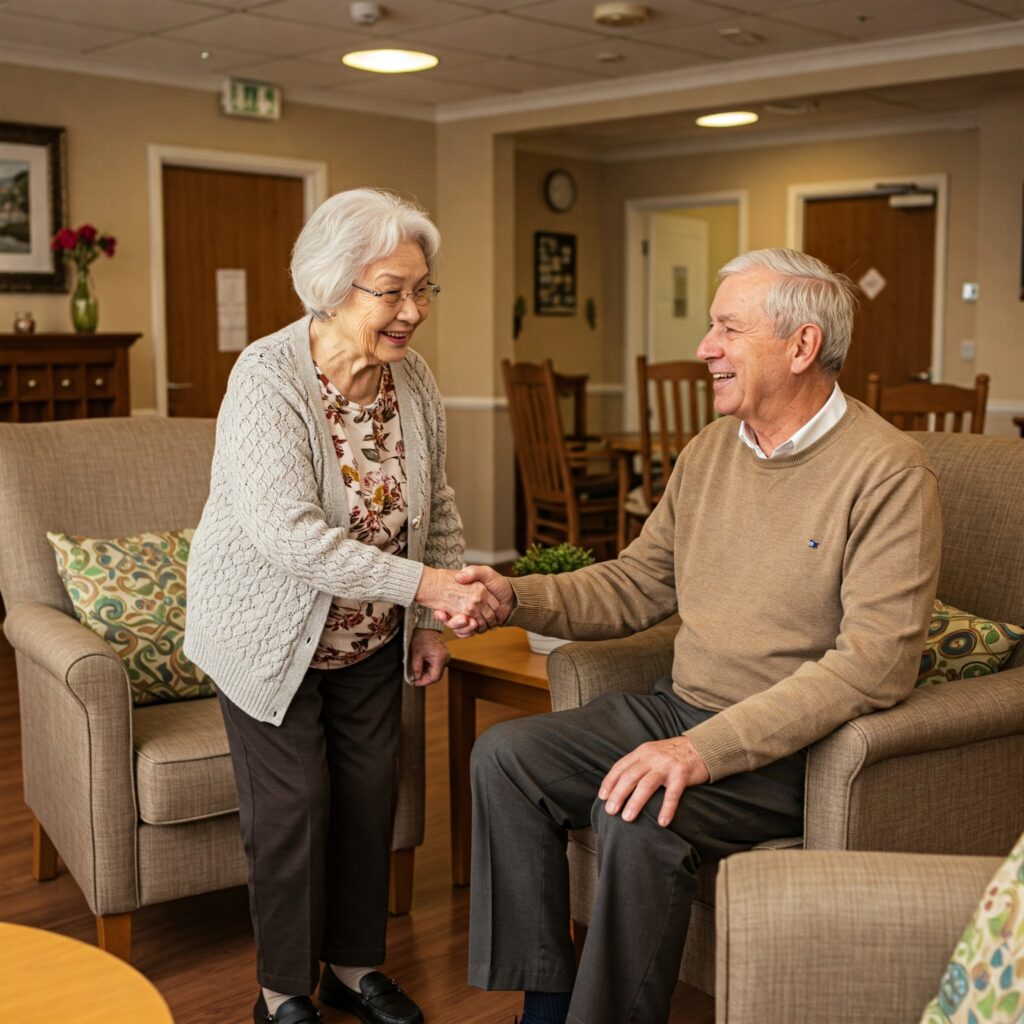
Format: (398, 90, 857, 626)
(534, 231, 576, 316)
(0, 121, 68, 293)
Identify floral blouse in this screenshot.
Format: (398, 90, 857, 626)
(312, 363, 408, 669)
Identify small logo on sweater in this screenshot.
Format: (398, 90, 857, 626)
(807, 539, 819, 549)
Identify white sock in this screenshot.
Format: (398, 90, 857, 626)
(262, 988, 297, 1015)
(330, 965, 376, 991)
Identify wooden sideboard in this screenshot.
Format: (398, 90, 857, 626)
(0, 333, 139, 422)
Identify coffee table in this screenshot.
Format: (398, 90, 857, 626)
(447, 628, 551, 885)
(0, 921, 174, 1022)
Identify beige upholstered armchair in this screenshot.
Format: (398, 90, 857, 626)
(0, 418, 424, 962)
(714, 848, 999, 1023)
(547, 431, 1024, 994)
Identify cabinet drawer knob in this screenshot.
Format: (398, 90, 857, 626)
(27, 378, 38, 389)
(60, 378, 72, 388)
(94, 376, 105, 387)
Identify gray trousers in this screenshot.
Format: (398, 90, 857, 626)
(218, 635, 403, 994)
(468, 678, 805, 1024)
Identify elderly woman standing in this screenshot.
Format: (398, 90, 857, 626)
(185, 189, 497, 1024)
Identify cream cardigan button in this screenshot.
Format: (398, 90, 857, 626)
(412, 515, 422, 528)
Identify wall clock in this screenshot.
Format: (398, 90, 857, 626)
(544, 169, 577, 213)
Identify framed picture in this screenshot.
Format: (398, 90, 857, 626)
(0, 121, 68, 293)
(534, 231, 576, 316)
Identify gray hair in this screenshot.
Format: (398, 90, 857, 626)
(291, 188, 441, 320)
(719, 248, 857, 375)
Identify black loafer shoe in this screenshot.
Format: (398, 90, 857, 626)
(253, 992, 322, 1024)
(318, 966, 424, 1024)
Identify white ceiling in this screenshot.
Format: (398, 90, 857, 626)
(0, 0, 1022, 131)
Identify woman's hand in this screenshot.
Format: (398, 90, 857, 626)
(410, 628, 449, 687)
(415, 566, 501, 630)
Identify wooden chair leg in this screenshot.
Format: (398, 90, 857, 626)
(96, 912, 132, 962)
(571, 919, 587, 965)
(388, 847, 415, 916)
(31, 816, 57, 881)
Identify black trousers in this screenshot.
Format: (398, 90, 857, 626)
(468, 677, 805, 1024)
(218, 636, 403, 994)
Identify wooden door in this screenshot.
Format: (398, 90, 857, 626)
(647, 213, 708, 362)
(803, 194, 935, 402)
(162, 166, 305, 417)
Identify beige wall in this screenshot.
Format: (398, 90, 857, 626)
(0, 63, 437, 411)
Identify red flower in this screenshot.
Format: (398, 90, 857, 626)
(99, 235, 117, 257)
(77, 224, 97, 243)
(50, 223, 118, 272)
(53, 227, 77, 250)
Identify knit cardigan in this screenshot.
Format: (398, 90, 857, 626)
(184, 315, 465, 724)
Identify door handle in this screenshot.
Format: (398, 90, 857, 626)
(166, 381, 195, 390)
(908, 370, 932, 382)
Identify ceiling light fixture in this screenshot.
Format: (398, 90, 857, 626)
(695, 110, 759, 128)
(717, 27, 764, 46)
(341, 49, 439, 73)
(593, 3, 649, 28)
(200, 50, 211, 60)
(596, 51, 625, 62)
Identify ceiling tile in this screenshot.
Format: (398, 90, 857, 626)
(86, 33, 260, 71)
(531, 37, 716, 77)
(0, 10, 130, 51)
(1, 0, 216, 33)
(963, 0, 1024, 13)
(630, 12, 843, 58)
(221, 56, 352, 89)
(331, 71, 503, 102)
(167, 10, 359, 54)
(771, 0, 1002, 39)
(429, 56, 600, 89)
(256, 0, 470, 33)
(512, 0, 732, 35)
(410, 11, 600, 57)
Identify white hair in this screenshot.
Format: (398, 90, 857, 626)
(290, 188, 441, 320)
(719, 248, 857, 375)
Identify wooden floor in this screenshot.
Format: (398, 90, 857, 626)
(0, 629, 714, 1024)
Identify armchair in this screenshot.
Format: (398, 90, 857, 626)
(548, 431, 1024, 994)
(0, 418, 424, 962)
(715, 849, 999, 1023)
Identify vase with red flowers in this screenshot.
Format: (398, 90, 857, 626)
(50, 224, 117, 333)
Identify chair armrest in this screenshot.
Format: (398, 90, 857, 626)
(806, 667, 1024, 855)
(716, 849, 997, 1024)
(546, 618, 677, 711)
(4, 600, 128, 706)
(4, 600, 137, 915)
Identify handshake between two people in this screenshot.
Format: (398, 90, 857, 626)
(415, 565, 515, 638)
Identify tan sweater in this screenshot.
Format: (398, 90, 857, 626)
(509, 399, 941, 782)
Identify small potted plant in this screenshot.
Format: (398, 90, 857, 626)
(512, 542, 595, 654)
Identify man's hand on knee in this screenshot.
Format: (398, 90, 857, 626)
(598, 737, 710, 828)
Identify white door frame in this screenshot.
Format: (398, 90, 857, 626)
(147, 145, 327, 416)
(623, 191, 749, 428)
(786, 174, 948, 384)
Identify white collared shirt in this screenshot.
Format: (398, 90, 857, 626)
(738, 383, 848, 460)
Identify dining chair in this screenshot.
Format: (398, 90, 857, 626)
(553, 371, 589, 442)
(502, 359, 628, 559)
(626, 356, 714, 539)
(865, 372, 990, 433)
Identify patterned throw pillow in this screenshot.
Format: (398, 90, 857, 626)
(916, 600, 1024, 688)
(48, 529, 212, 707)
(919, 829, 1024, 1024)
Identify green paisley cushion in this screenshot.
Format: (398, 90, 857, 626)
(47, 529, 212, 707)
(919, 829, 1024, 1024)
(916, 600, 1024, 688)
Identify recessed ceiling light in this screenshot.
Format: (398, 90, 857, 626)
(341, 49, 439, 73)
(593, 3, 649, 27)
(596, 51, 625, 62)
(200, 50, 211, 60)
(717, 27, 764, 46)
(695, 110, 759, 128)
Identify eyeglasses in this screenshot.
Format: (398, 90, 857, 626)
(351, 282, 441, 307)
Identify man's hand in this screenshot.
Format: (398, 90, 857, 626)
(434, 566, 515, 637)
(415, 566, 501, 631)
(409, 628, 449, 686)
(599, 736, 710, 828)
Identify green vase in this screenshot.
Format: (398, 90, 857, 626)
(70, 266, 99, 333)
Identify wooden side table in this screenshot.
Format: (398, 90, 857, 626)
(447, 628, 552, 886)
(0, 922, 173, 1022)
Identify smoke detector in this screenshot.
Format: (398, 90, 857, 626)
(350, 1, 382, 26)
(593, 3, 649, 28)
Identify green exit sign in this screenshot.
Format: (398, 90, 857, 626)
(220, 78, 282, 120)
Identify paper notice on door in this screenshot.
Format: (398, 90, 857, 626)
(216, 268, 248, 352)
(858, 267, 887, 301)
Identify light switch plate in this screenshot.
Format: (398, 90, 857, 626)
(960, 339, 976, 361)
(961, 282, 980, 302)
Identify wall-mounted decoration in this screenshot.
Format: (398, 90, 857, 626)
(0, 122, 68, 293)
(534, 231, 576, 316)
(513, 295, 526, 339)
(672, 266, 689, 318)
(543, 168, 577, 213)
(584, 297, 597, 330)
